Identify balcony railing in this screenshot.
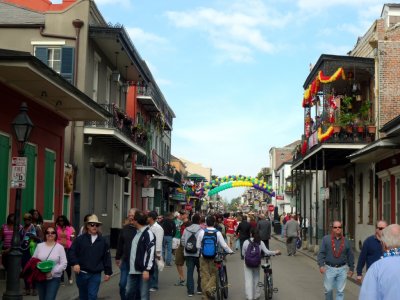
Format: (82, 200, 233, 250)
(136, 83, 173, 130)
(84, 103, 147, 148)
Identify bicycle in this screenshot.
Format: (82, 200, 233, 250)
(214, 251, 232, 300)
(258, 255, 279, 300)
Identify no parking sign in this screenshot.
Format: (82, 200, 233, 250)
(11, 157, 27, 188)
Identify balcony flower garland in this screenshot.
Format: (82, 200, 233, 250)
(301, 140, 308, 156)
(302, 67, 346, 107)
(317, 126, 334, 142)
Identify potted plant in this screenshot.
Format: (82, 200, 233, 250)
(339, 112, 355, 132)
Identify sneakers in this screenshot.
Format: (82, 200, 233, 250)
(188, 294, 194, 297)
(69, 279, 73, 285)
(174, 279, 185, 286)
(196, 291, 203, 295)
(149, 288, 158, 292)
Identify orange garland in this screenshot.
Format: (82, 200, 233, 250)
(317, 126, 334, 142)
(302, 67, 346, 107)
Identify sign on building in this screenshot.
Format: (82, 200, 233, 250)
(11, 157, 27, 189)
(142, 187, 154, 198)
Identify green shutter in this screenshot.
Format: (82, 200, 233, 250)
(0, 135, 10, 225)
(21, 144, 36, 219)
(43, 150, 56, 220)
(61, 47, 75, 83)
(34, 47, 48, 65)
(63, 194, 70, 217)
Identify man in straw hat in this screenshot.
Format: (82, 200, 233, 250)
(69, 214, 112, 300)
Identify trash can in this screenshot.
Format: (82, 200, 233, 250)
(110, 228, 121, 249)
(273, 220, 281, 235)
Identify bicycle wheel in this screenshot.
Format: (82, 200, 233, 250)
(267, 274, 273, 299)
(215, 272, 222, 300)
(221, 265, 229, 299)
(264, 274, 269, 300)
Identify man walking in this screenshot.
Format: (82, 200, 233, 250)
(147, 211, 164, 292)
(317, 220, 354, 300)
(161, 212, 176, 266)
(285, 215, 300, 256)
(181, 213, 203, 297)
(356, 220, 387, 283)
(115, 208, 137, 300)
(224, 213, 237, 249)
(126, 210, 156, 300)
(359, 224, 400, 300)
(197, 215, 233, 299)
(257, 214, 271, 249)
(236, 215, 251, 259)
(69, 214, 112, 300)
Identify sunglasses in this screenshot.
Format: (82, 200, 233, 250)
(46, 231, 56, 235)
(333, 226, 342, 229)
(377, 227, 385, 230)
(89, 223, 100, 227)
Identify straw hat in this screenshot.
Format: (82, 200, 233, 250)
(86, 214, 102, 224)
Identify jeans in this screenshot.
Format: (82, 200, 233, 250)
(126, 273, 150, 300)
(36, 277, 61, 300)
(323, 266, 348, 300)
(149, 263, 159, 289)
(76, 272, 101, 300)
(119, 260, 130, 300)
(185, 256, 201, 295)
(163, 236, 173, 265)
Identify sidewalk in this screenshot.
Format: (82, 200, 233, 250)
(271, 233, 361, 286)
(0, 249, 120, 300)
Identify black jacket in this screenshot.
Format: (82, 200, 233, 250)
(134, 227, 156, 272)
(69, 233, 112, 275)
(236, 220, 251, 240)
(115, 224, 137, 262)
(161, 218, 176, 237)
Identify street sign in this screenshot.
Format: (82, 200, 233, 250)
(142, 187, 154, 197)
(268, 204, 275, 212)
(11, 157, 27, 189)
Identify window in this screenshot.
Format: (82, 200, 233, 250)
(358, 173, 363, 224)
(368, 169, 374, 224)
(21, 144, 37, 217)
(383, 179, 391, 222)
(93, 52, 101, 102)
(34, 46, 75, 83)
(106, 67, 112, 104)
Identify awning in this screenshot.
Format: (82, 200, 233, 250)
(347, 137, 400, 163)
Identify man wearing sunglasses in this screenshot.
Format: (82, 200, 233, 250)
(356, 220, 387, 283)
(317, 220, 354, 300)
(69, 214, 112, 300)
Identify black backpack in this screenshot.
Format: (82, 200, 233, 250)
(185, 230, 198, 253)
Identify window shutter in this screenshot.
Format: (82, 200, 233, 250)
(61, 47, 75, 83)
(43, 149, 56, 221)
(35, 47, 48, 65)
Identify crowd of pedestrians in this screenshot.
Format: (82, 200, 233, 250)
(3, 206, 400, 300)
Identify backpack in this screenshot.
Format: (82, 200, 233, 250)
(201, 229, 218, 258)
(244, 240, 261, 268)
(185, 230, 198, 253)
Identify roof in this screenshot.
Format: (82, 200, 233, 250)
(380, 114, 400, 136)
(0, 2, 45, 25)
(347, 137, 399, 163)
(0, 48, 110, 121)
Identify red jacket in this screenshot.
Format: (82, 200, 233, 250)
(21, 257, 47, 284)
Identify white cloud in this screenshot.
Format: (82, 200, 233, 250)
(126, 27, 167, 45)
(95, 0, 131, 7)
(297, 0, 384, 11)
(165, 0, 291, 62)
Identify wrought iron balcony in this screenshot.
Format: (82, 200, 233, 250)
(136, 83, 173, 130)
(84, 103, 147, 152)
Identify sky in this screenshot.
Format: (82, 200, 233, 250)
(87, 0, 392, 200)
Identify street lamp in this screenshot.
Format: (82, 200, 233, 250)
(3, 102, 34, 300)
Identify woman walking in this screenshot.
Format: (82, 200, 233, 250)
(242, 228, 280, 300)
(0, 213, 22, 271)
(56, 215, 76, 285)
(32, 225, 67, 300)
(29, 209, 44, 241)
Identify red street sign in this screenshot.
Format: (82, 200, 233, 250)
(268, 204, 274, 212)
(185, 205, 192, 211)
(276, 195, 284, 200)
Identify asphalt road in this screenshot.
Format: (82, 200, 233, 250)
(95, 238, 360, 300)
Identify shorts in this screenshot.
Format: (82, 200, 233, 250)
(175, 244, 185, 266)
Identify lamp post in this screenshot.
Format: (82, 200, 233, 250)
(3, 102, 34, 300)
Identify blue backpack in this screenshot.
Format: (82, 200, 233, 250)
(201, 229, 218, 258)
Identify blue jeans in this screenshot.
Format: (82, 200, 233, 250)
(36, 277, 61, 300)
(126, 274, 150, 300)
(119, 260, 130, 300)
(163, 236, 173, 265)
(149, 263, 159, 289)
(76, 272, 101, 300)
(323, 266, 348, 300)
(185, 256, 201, 295)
